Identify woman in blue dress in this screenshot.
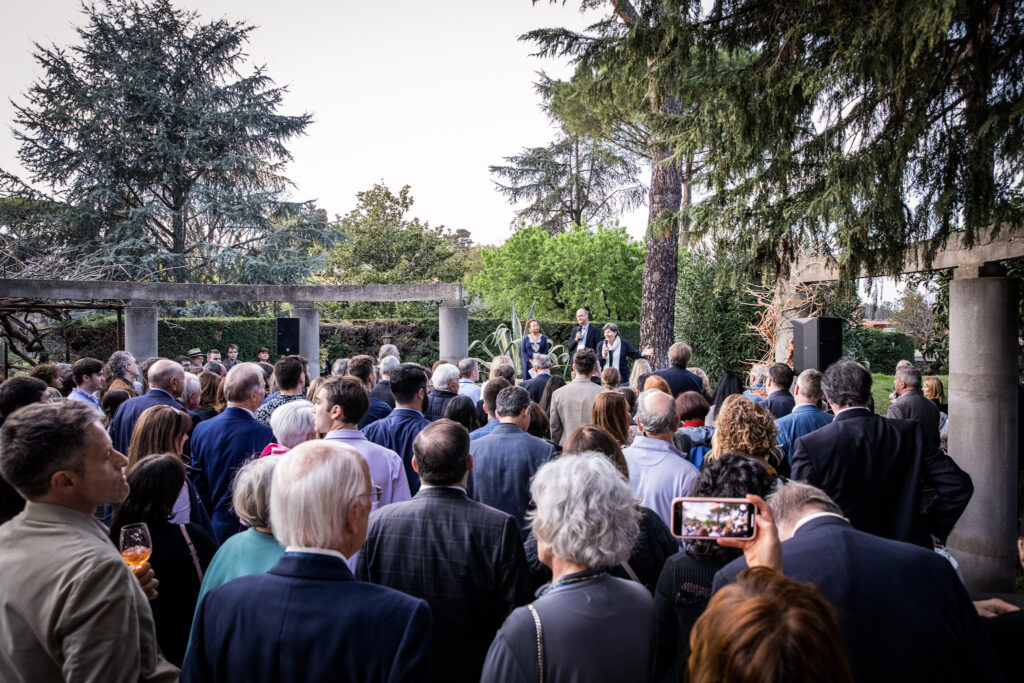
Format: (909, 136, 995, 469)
(521, 319, 549, 378)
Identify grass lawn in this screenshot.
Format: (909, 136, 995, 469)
(870, 373, 949, 414)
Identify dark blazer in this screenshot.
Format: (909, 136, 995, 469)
(424, 388, 458, 421)
(521, 372, 551, 404)
(191, 406, 274, 544)
(887, 388, 942, 452)
(108, 388, 187, 455)
(357, 487, 532, 683)
(183, 552, 431, 683)
(713, 517, 1002, 683)
(791, 407, 972, 546)
(468, 423, 554, 537)
(363, 408, 432, 494)
(358, 395, 393, 429)
(567, 323, 601, 356)
(762, 390, 795, 419)
(652, 366, 703, 398)
(599, 338, 642, 385)
(371, 379, 396, 409)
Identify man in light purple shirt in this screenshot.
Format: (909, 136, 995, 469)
(622, 389, 699, 533)
(313, 376, 411, 511)
(66, 358, 104, 409)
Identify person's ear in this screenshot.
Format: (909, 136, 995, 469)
(49, 469, 78, 495)
(328, 403, 344, 423)
(411, 455, 420, 474)
(465, 454, 474, 472)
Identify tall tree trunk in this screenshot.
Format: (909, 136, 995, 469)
(962, 0, 997, 234)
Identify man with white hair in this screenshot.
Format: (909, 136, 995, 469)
(192, 363, 275, 543)
(887, 364, 941, 452)
(425, 362, 460, 421)
(371, 354, 401, 409)
(108, 358, 187, 454)
(456, 358, 482, 403)
(622, 389, 699, 532)
(180, 372, 202, 413)
(183, 440, 431, 682)
(521, 353, 552, 404)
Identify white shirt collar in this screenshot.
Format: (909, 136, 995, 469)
(419, 483, 468, 494)
(834, 405, 870, 417)
(285, 546, 348, 562)
(792, 511, 846, 534)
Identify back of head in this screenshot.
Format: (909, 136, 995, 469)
(616, 386, 637, 414)
(644, 375, 672, 395)
(689, 566, 853, 683)
(320, 376, 368, 425)
(711, 371, 744, 408)
(712, 395, 778, 462)
(482, 377, 512, 415)
(531, 353, 552, 371)
(601, 367, 621, 389)
(413, 419, 470, 486)
(71, 357, 104, 385)
(766, 481, 842, 539)
(636, 388, 677, 435)
(147, 358, 184, 391)
(378, 344, 400, 361)
(629, 359, 653, 392)
(0, 402, 101, 500)
(572, 347, 597, 376)
(274, 355, 307, 392)
(232, 455, 280, 529)
(668, 342, 693, 369)
(378, 355, 400, 379)
(431, 362, 460, 390)
(457, 357, 478, 378)
(495, 385, 530, 418)
(223, 362, 265, 404)
(390, 363, 429, 405)
(202, 362, 225, 376)
(689, 367, 710, 393)
(768, 363, 794, 391)
(127, 405, 190, 470)
(443, 395, 480, 432)
(591, 391, 630, 446)
(490, 361, 516, 384)
(111, 453, 185, 532)
(0, 376, 47, 417)
(347, 355, 375, 385)
(526, 402, 549, 440)
(270, 440, 367, 548)
(895, 365, 923, 390)
(101, 389, 130, 422)
(795, 369, 824, 403)
(821, 359, 871, 408)
(199, 371, 222, 408)
(676, 391, 711, 422)
(563, 424, 628, 479)
(269, 399, 315, 449)
(28, 363, 60, 385)
(331, 358, 349, 376)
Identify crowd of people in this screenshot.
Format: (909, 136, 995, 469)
(0, 314, 1022, 682)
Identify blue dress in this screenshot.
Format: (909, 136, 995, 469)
(521, 334, 550, 376)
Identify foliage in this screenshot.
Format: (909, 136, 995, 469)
(466, 223, 644, 321)
(321, 183, 470, 318)
(674, 248, 764, 380)
(642, 0, 1024, 281)
(859, 329, 917, 375)
(468, 303, 571, 379)
(6, 0, 330, 288)
(871, 373, 950, 415)
(891, 290, 937, 349)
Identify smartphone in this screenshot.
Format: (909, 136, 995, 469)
(670, 497, 757, 540)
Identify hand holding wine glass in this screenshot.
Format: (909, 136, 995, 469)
(120, 522, 152, 568)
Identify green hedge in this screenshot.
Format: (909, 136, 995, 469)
(857, 328, 915, 374)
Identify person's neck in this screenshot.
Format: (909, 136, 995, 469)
(645, 431, 675, 444)
(795, 398, 818, 407)
(150, 385, 173, 395)
(548, 555, 589, 584)
(769, 386, 787, 395)
(280, 387, 304, 396)
(395, 402, 421, 412)
(229, 401, 257, 413)
(330, 421, 359, 432)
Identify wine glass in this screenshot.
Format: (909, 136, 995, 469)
(119, 522, 152, 568)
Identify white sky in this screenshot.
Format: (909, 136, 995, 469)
(0, 0, 649, 247)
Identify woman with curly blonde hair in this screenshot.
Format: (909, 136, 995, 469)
(707, 395, 786, 476)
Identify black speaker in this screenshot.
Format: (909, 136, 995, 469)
(792, 317, 843, 373)
(276, 318, 300, 356)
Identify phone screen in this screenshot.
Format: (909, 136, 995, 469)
(671, 498, 756, 540)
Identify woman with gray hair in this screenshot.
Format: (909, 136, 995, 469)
(260, 399, 316, 456)
(194, 456, 285, 607)
(599, 322, 645, 387)
(482, 453, 657, 682)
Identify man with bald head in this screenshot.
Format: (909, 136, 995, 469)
(184, 439, 431, 682)
(192, 363, 275, 543)
(108, 358, 187, 455)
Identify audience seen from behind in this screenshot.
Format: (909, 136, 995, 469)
(362, 362, 433, 494)
(761, 362, 796, 419)
(774, 368, 833, 467)
(471, 376, 511, 441)
(347, 354, 393, 429)
(443, 393, 481, 432)
(426, 362, 460, 421)
(707, 394, 787, 476)
(549, 347, 604, 445)
(264, 399, 315, 456)
(254, 355, 307, 426)
(592, 389, 633, 446)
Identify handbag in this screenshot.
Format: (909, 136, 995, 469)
(527, 604, 544, 683)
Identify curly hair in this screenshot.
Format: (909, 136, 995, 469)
(708, 395, 781, 470)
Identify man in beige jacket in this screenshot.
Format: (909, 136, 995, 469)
(549, 348, 605, 445)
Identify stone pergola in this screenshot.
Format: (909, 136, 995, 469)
(0, 280, 469, 380)
(785, 225, 1023, 594)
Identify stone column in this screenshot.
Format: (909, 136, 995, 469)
(438, 300, 469, 364)
(946, 267, 1019, 593)
(124, 300, 158, 361)
(291, 304, 320, 381)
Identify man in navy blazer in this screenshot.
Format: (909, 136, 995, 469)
(108, 359, 186, 454)
(713, 482, 1002, 683)
(358, 420, 531, 683)
(191, 363, 274, 543)
(184, 440, 431, 683)
(567, 307, 601, 356)
(652, 342, 704, 397)
(761, 362, 796, 419)
(364, 363, 432, 494)
(469, 385, 554, 537)
(774, 369, 833, 465)
(791, 359, 972, 548)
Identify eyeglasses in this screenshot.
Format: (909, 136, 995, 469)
(359, 485, 382, 503)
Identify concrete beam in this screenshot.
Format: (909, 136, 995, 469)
(0, 279, 462, 304)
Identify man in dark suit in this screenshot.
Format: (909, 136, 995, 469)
(358, 420, 531, 683)
(887, 364, 941, 453)
(470, 385, 555, 536)
(567, 307, 601, 357)
(184, 440, 431, 683)
(791, 359, 972, 548)
(192, 363, 275, 543)
(108, 359, 186, 454)
(363, 363, 432, 494)
(713, 482, 1002, 683)
(371, 355, 400, 409)
(761, 362, 796, 419)
(521, 353, 552, 404)
(652, 342, 704, 397)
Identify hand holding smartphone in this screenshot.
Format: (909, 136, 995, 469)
(671, 497, 757, 540)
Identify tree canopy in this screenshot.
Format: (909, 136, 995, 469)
(466, 223, 644, 321)
(5, 0, 329, 287)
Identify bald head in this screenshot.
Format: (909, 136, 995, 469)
(147, 359, 185, 394)
(636, 388, 678, 435)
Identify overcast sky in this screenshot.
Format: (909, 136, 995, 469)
(0, 0, 649, 246)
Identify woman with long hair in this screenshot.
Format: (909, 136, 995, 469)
(197, 371, 223, 420)
(707, 371, 744, 428)
(109, 454, 217, 666)
(538, 374, 567, 418)
(592, 390, 632, 446)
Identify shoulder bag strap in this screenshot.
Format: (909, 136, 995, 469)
(179, 523, 204, 583)
(620, 560, 641, 583)
(526, 603, 544, 683)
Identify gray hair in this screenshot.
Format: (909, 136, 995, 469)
(531, 353, 552, 370)
(457, 357, 478, 378)
(767, 481, 842, 537)
(602, 323, 619, 335)
(269, 399, 315, 449)
(223, 363, 265, 403)
(895, 359, 914, 371)
(378, 344, 400, 361)
(636, 388, 677, 434)
(895, 365, 922, 390)
(202, 362, 225, 375)
(182, 372, 201, 401)
(108, 351, 135, 380)
(529, 452, 640, 567)
(821, 360, 871, 407)
(378, 355, 400, 378)
(796, 369, 824, 402)
(331, 358, 349, 376)
(270, 440, 368, 549)
(431, 362, 460, 389)
(490, 355, 515, 372)
(495, 385, 530, 418)
(232, 456, 280, 529)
